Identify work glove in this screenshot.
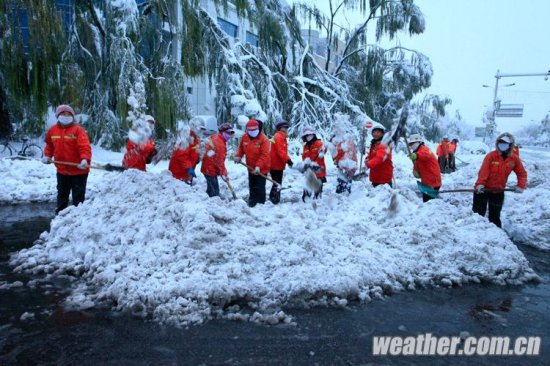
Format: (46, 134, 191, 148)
(413, 170, 421, 179)
(514, 186, 525, 194)
(77, 159, 88, 170)
(187, 167, 196, 178)
(234, 156, 242, 163)
(42, 156, 52, 164)
(475, 185, 485, 194)
(287, 159, 294, 168)
(253, 166, 260, 175)
(408, 153, 418, 161)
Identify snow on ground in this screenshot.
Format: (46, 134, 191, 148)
(2, 143, 548, 325)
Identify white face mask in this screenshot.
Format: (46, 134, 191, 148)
(58, 115, 74, 125)
(248, 129, 259, 138)
(497, 142, 510, 152)
(409, 142, 420, 152)
(222, 132, 233, 140)
(306, 135, 314, 142)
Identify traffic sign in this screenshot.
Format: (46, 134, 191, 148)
(365, 121, 373, 129)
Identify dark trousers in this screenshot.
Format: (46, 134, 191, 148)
(204, 174, 219, 197)
(438, 156, 449, 173)
(472, 191, 505, 228)
(422, 186, 440, 203)
(248, 173, 266, 207)
(336, 177, 352, 194)
(56, 173, 88, 214)
(269, 169, 284, 204)
(448, 153, 456, 171)
(302, 177, 326, 201)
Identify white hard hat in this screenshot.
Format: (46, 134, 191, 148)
(408, 134, 423, 144)
(498, 135, 512, 143)
(301, 126, 315, 137)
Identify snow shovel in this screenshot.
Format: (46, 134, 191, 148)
(53, 160, 127, 172)
(221, 176, 238, 200)
(416, 182, 514, 198)
(237, 161, 282, 190)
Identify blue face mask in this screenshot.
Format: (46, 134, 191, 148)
(497, 142, 510, 152)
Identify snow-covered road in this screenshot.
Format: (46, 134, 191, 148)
(1, 142, 548, 325)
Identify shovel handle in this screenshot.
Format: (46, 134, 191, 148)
(237, 161, 281, 187)
(53, 160, 95, 170)
(221, 176, 238, 199)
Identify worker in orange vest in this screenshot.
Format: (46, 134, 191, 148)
(43, 104, 92, 214)
(473, 133, 527, 228)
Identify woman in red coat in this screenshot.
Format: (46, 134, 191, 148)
(201, 123, 234, 197)
(407, 134, 442, 202)
(43, 104, 92, 214)
(169, 128, 200, 183)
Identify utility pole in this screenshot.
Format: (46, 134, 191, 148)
(484, 69, 550, 143)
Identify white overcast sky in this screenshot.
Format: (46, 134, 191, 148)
(293, 0, 550, 133)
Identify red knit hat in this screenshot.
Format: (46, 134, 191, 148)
(246, 119, 259, 130)
(55, 104, 75, 118)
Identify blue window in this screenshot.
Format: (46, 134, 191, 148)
(55, 0, 75, 31)
(217, 17, 238, 38)
(246, 31, 259, 47)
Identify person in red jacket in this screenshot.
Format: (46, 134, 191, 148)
(168, 125, 201, 183)
(473, 133, 527, 228)
(269, 120, 293, 204)
(330, 130, 358, 194)
(436, 136, 450, 173)
(42, 104, 92, 214)
(301, 126, 326, 201)
(235, 119, 271, 207)
(407, 134, 442, 202)
(365, 125, 393, 187)
(201, 123, 235, 197)
(122, 115, 157, 171)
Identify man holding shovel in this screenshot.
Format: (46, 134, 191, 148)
(235, 119, 271, 207)
(472, 132, 527, 228)
(42, 104, 92, 214)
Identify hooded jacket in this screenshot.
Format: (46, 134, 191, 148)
(474, 132, 527, 191)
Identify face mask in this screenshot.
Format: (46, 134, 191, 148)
(248, 129, 259, 138)
(306, 135, 314, 142)
(497, 142, 510, 152)
(409, 142, 420, 152)
(58, 115, 74, 125)
(222, 132, 233, 140)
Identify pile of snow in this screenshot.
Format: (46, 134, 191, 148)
(10, 168, 537, 326)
